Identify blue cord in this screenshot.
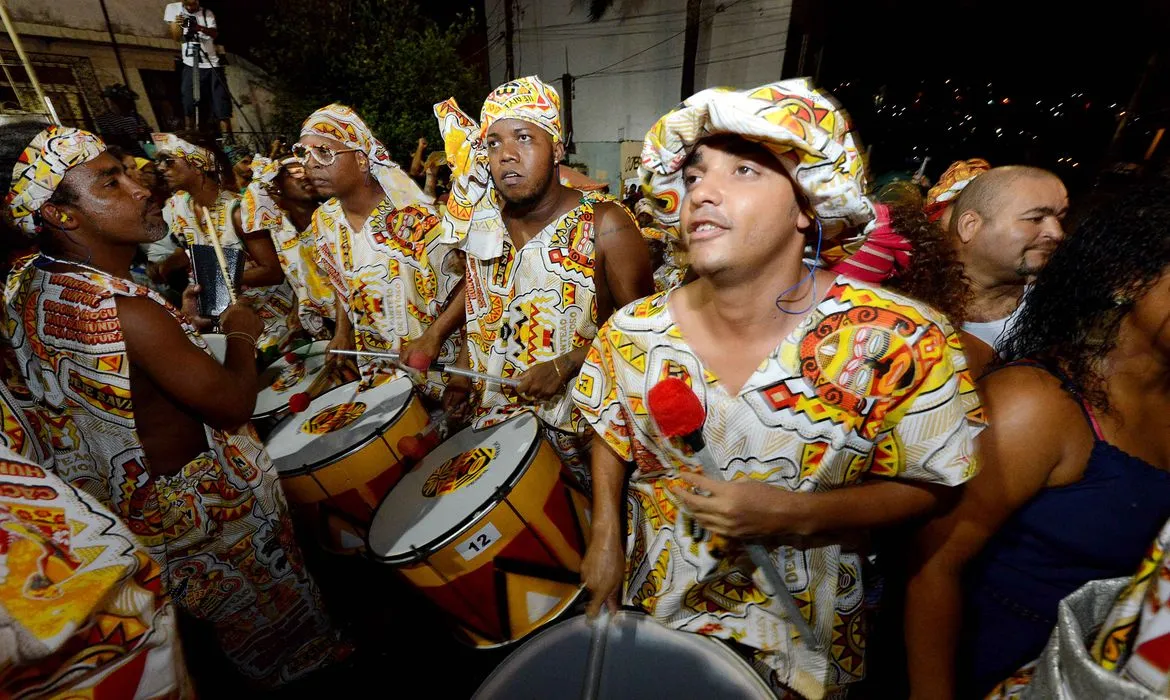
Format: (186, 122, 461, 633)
(775, 218, 823, 316)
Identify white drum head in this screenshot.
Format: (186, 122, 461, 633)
(201, 333, 226, 364)
(473, 610, 774, 699)
(367, 413, 540, 564)
(253, 341, 330, 418)
(265, 377, 415, 476)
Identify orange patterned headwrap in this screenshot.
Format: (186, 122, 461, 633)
(924, 158, 991, 222)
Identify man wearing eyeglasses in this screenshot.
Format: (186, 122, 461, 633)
(296, 104, 465, 402)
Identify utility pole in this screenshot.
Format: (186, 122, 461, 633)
(680, 0, 702, 100)
(504, 0, 515, 81)
(0, 0, 54, 122)
(561, 71, 574, 153)
(98, 0, 130, 86)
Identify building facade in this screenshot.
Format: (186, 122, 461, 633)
(485, 0, 792, 192)
(1, 0, 274, 146)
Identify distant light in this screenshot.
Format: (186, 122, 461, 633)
(1001, 97, 1011, 105)
(945, 79, 951, 84)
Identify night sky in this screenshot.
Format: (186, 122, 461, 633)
(790, 0, 1170, 191)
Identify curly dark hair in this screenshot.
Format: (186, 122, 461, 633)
(882, 201, 972, 325)
(999, 177, 1170, 410)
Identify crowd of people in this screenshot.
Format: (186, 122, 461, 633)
(0, 69, 1167, 700)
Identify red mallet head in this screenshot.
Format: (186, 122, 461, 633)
(405, 351, 433, 372)
(288, 392, 311, 414)
(398, 435, 426, 461)
(646, 378, 705, 438)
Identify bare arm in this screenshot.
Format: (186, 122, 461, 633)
(236, 209, 286, 287)
(581, 435, 630, 616)
(117, 296, 259, 429)
(594, 202, 654, 321)
(904, 368, 1071, 700)
(409, 139, 426, 178)
(429, 283, 466, 343)
(799, 479, 953, 535)
(590, 436, 628, 543)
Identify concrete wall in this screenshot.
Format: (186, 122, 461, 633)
(486, 0, 791, 191)
(5, 0, 171, 42)
(0, 35, 175, 129)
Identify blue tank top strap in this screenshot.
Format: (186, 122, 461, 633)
(983, 358, 1105, 441)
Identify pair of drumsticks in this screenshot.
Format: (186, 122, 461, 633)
(328, 349, 520, 388)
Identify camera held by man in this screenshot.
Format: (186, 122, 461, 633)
(163, 0, 232, 137)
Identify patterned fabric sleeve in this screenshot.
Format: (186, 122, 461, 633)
(0, 444, 192, 699)
(573, 321, 634, 461)
(869, 321, 985, 486)
(306, 208, 349, 314)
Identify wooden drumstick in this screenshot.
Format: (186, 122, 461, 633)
(200, 207, 238, 305)
(580, 606, 610, 700)
(328, 349, 521, 388)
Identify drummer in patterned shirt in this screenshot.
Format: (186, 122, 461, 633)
(242, 153, 337, 340)
(571, 80, 985, 700)
(0, 372, 192, 698)
(433, 76, 653, 487)
(3, 127, 345, 688)
(296, 104, 465, 401)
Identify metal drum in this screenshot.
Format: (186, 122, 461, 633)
(473, 610, 775, 699)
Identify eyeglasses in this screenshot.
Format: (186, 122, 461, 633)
(292, 143, 360, 166)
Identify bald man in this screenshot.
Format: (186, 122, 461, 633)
(950, 166, 1068, 366)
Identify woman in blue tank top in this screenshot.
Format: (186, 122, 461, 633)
(903, 179, 1170, 699)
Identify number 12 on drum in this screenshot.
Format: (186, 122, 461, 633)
(457, 523, 502, 561)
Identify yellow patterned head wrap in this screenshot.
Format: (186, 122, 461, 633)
(480, 75, 563, 143)
(924, 158, 991, 222)
(639, 78, 874, 238)
(299, 103, 431, 209)
(434, 75, 563, 259)
(151, 132, 216, 173)
(6, 126, 106, 238)
(241, 154, 297, 232)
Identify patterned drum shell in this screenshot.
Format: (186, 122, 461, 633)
(368, 413, 591, 647)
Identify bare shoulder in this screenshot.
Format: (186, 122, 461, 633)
(593, 201, 639, 235)
(978, 364, 1088, 458)
(593, 201, 643, 257)
(115, 294, 180, 332)
(114, 296, 198, 355)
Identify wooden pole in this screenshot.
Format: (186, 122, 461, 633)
(0, 0, 55, 123)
